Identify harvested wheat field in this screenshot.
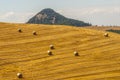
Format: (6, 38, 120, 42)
(0, 22, 120, 80)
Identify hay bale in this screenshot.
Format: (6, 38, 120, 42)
(17, 73, 23, 78)
(50, 45, 54, 49)
(48, 50, 52, 55)
(104, 33, 109, 37)
(18, 28, 22, 32)
(74, 51, 79, 56)
(33, 31, 37, 35)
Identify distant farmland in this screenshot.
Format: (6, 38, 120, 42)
(85, 26, 120, 34)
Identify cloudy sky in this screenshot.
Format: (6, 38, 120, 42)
(0, 0, 120, 26)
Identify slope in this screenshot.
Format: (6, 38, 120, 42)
(0, 23, 120, 80)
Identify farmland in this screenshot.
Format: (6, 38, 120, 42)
(0, 23, 120, 80)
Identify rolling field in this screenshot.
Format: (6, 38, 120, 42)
(0, 23, 120, 80)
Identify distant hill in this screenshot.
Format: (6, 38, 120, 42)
(27, 8, 91, 27)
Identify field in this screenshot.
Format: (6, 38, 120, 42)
(0, 23, 120, 80)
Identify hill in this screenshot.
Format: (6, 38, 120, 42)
(27, 8, 91, 27)
(0, 23, 120, 80)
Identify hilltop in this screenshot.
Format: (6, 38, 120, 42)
(27, 8, 91, 27)
(0, 23, 120, 80)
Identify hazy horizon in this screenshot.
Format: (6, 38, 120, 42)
(0, 0, 120, 26)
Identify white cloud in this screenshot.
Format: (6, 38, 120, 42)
(0, 6, 120, 25)
(58, 6, 120, 16)
(0, 12, 35, 23)
(57, 6, 120, 25)
(0, 12, 14, 19)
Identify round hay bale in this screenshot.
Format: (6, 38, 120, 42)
(104, 33, 109, 37)
(50, 45, 54, 49)
(74, 51, 79, 56)
(17, 73, 23, 78)
(48, 50, 52, 56)
(33, 31, 37, 35)
(18, 28, 22, 32)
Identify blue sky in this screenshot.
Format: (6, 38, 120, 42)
(0, 0, 120, 25)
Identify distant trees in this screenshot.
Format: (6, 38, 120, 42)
(106, 29, 120, 34)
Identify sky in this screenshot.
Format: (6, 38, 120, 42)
(0, 0, 120, 26)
